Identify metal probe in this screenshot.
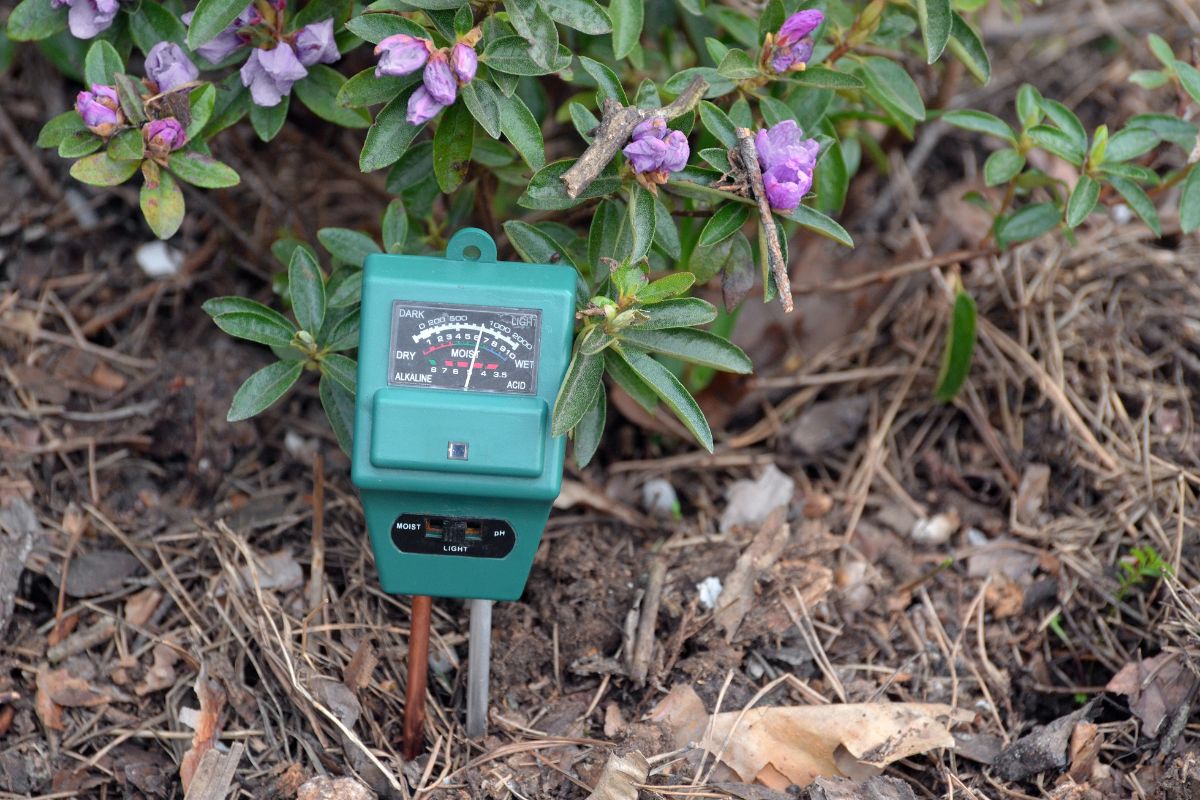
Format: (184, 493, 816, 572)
(466, 599, 493, 739)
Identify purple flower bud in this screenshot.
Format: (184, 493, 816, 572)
(240, 45, 309, 107)
(374, 34, 431, 78)
(76, 84, 121, 134)
(406, 85, 445, 125)
(58, 0, 118, 40)
(631, 117, 668, 142)
(754, 120, 819, 173)
(145, 42, 199, 93)
(183, 5, 254, 63)
(776, 10, 823, 46)
(422, 51, 457, 105)
(294, 18, 340, 67)
(762, 158, 814, 211)
(450, 42, 477, 84)
(623, 136, 668, 174)
(144, 118, 187, 152)
(660, 129, 690, 173)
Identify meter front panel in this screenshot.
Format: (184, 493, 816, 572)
(388, 301, 541, 395)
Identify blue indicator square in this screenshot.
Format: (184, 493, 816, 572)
(447, 441, 469, 460)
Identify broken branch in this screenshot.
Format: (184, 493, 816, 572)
(561, 76, 709, 199)
(733, 127, 793, 313)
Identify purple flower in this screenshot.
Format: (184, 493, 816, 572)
(75, 84, 121, 135)
(144, 118, 187, 153)
(422, 51, 457, 105)
(450, 42, 477, 84)
(406, 85, 445, 125)
(145, 42, 199, 93)
(240, 45, 309, 107)
(182, 5, 254, 63)
(375, 34, 431, 78)
(52, 0, 119, 40)
(622, 116, 689, 179)
(771, 9, 823, 73)
(754, 120, 819, 210)
(294, 19, 340, 67)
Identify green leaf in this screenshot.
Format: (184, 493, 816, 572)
(294, 65, 372, 128)
(1130, 69, 1170, 90)
(83, 40, 123, 87)
(637, 273, 694, 304)
(337, 67, 413, 109)
(933, 289, 976, 402)
(983, 148, 1024, 186)
(320, 352, 357, 393)
(499, 93, 545, 171)
(589, 198, 623, 269)
(573, 381, 606, 468)
(249, 94, 289, 142)
(632, 297, 717, 329)
(228, 360, 304, 422)
(482, 35, 570, 75)
(552, 346, 604, 435)
(321, 306, 360, 351)
(941, 110, 1016, 144)
(1176, 62, 1200, 105)
(58, 131, 104, 159)
(140, 170, 186, 239)
(1026, 125, 1085, 166)
(211, 309, 297, 347)
(664, 67, 733, 99)
(1127, 114, 1198, 150)
(609, 0, 643, 60)
(612, 345, 712, 450)
(70, 152, 141, 186)
(1065, 175, 1100, 229)
(994, 202, 1060, 248)
(36, 110, 85, 148)
(131, 2, 187, 54)
(327, 270, 363, 307)
(168, 151, 240, 188)
(814, 137, 848, 216)
(717, 48, 758, 81)
(1038, 98, 1087, 156)
(188, 0, 252, 49)
(627, 184, 656, 262)
(520, 159, 620, 210)
(360, 90, 424, 171)
(604, 347, 657, 412)
(432, 100, 475, 193)
(1015, 84, 1043, 129)
(698, 101, 737, 149)
(114, 73, 148, 126)
(947, 12, 990, 84)
(915, 0, 952, 63)
(698, 203, 750, 248)
(579, 325, 617, 356)
(861, 56, 925, 122)
(382, 199, 408, 253)
(1181, 165, 1200, 235)
(1099, 161, 1160, 184)
(1102, 127, 1160, 163)
(504, 220, 577, 268)
(1109, 176, 1162, 237)
(203, 296, 295, 331)
(783, 204, 854, 247)
(1148, 34, 1175, 68)
(786, 66, 865, 90)
(6, 0, 67, 41)
(186, 84, 217, 140)
(579, 55, 628, 106)
(289, 246, 327, 334)
(619, 327, 750, 373)
(344, 12, 427, 43)
(318, 227, 381, 266)
(547, 0, 611, 35)
(319, 373, 355, 454)
(461, 79, 502, 138)
(506, 0, 559, 71)
(107, 128, 145, 161)
(652, 196, 681, 259)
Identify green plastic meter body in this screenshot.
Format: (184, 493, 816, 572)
(351, 229, 577, 601)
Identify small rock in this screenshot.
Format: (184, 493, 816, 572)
(910, 510, 959, 546)
(695, 576, 722, 610)
(136, 241, 184, 277)
(641, 478, 678, 518)
(788, 396, 870, 456)
(720, 464, 794, 532)
(297, 776, 376, 800)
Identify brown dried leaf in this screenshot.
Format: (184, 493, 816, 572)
(1015, 464, 1051, 524)
(135, 641, 180, 696)
(124, 588, 163, 628)
(36, 666, 111, 707)
(585, 751, 649, 800)
(651, 685, 970, 789)
(61, 549, 142, 598)
(715, 507, 790, 642)
(179, 665, 227, 793)
(1106, 653, 1199, 736)
(1066, 721, 1102, 785)
(240, 549, 303, 593)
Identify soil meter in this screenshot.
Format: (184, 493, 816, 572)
(350, 228, 576, 602)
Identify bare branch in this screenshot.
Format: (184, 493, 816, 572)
(733, 127, 793, 313)
(560, 76, 709, 199)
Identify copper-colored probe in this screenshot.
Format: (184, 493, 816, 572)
(402, 594, 432, 760)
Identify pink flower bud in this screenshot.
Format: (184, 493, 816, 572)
(144, 118, 187, 153)
(771, 10, 823, 73)
(622, 117, 689, 177)
(450, 42, 477, 84)
(422, 50, 457, 105)
(623, 136, 668, 174)
(240, 45, 309, 107)
(294, 18, 340, 67)
(406, 85, 445, 125)
(76, 84, 122, 135)
(631, 117, 668, 142)
(183, 5, 254, 64)
(54, 0, 118, 40)
(776, 10, 823, 46)
(754, 121, 819, 210)
(660, 129, 690, 173)
(145, 42, 199, 93)
(375, 34, 431, 78)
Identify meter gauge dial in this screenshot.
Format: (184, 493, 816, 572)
(388, 301, 541, 395)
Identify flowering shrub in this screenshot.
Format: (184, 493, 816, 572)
(9, 0, 1200, 459)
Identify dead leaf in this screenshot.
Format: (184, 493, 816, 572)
(720, 465, 794, 532)
(585, 751, 648, 800)
(651, 685, 970, 789)
(992, 700, 1098, 782)
(1066, 721, 1101, 785)
(182, 742, 243, 800)
(124, 588, 164, 628)
(985, 573, 1025, 619)
(1105, 653, 1199, 736)
(554, 480, 649, 527)
(714, 508, 790, 641)
(179, 665, 227, 793)
(604, 703, 627, 738)
(966, 536, 1037, 581)
(788, 397, 870, 457)
(136, 641, 180, 696)
(60, 549, 142, 598)
(36, 666, 111, 707)
(0, 497, 39, 638)
(240, 549, 303, 593)
(1015, 464, 1051, 524)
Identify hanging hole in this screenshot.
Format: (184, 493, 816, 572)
(464, 245, 482, 260)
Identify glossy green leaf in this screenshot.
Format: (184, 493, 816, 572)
(320, 352, 357, 394)
(1065, 175, 1100, 229)
(994, 202, 1060, 247)
(108, 128, 145, 161)
(70, 152, 140, 186)
(783, 204, 854, 247)
(519, 159, 619, 209)
(579, 55, 628, 106)
(652, 196, 681, 259)
(1109, 176, 1161, 237)
(627, 184, 656, 262)
(717, 48, 758, 80)
(203, 297, 295, 331)
(58, 131, 103, 158)
(609, 0, 643, 60)
(1102, 127, 1160, 163)
(7, 0, 67, 41)
(1148, 34, 1175, 68)
(83, 40, 123, 87)
(294, 65, 372, 128)
(382, 199, 408, 253)
(548, 0, 610, 33)
(212, 310, 296, 347)
(36, 110, 85, 148)
(947, 12, 990, 84)
(432, 100, 475, 193)
(862, 57, 925, 124)
(186, 84, 217, 140)
(504, 220, 578, 269)
(983, 148, 1024, 186)
(637, 273, 694, 304)
(1181, 165, 1200, 235)
(552, 346, 604, 435)
(933, 290, 976, 402)
(188, 0, 252, 49)
(506, 0, 559, 70)
(461, 79, 501, 138)
(360, 90, 423, 171)
(573, 381, 606, 468)
(337, 67, 413, 109)
(699, 100, 737, 149)
(499, 93, 545, 171)
(619, 327, 751, 373)
(613, 345, 712, 450)
(344, 12, 427, 43)
(1026, 125, 1084, 166)
(604, 347, 658, 412)
(786, 66, 864, 90)
(1175, 61, 1200, 105)
(698, 203, 750, 248)
(318, 227, 381, 266)
(131, 2, 188, 54)
(482, 36, 570, 75)
(168, 151, 240, 188)
(916, 0, 952, 63)
(942, 110, 1016, 144)
(288, 246, 326, 334)
(632, 297, 717, 329)
(1038, 98, 1087, 155)
(249, 94, 289, 142)
(319, 372, 355, 454)
(228, 360, 304, 421)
